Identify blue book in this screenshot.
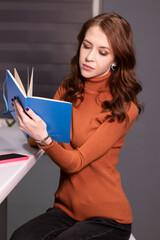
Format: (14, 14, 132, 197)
(2, 69, 72, 143)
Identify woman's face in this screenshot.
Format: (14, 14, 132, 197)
(79, 26, 115, 79)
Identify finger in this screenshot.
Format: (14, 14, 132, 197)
(13, 98, 22, 121)
(14, 98, 38, 122)
(25, 107, 47, 131)
(14, 98, 29, 123)
(25, 106, 43, 123)
(13, 103, 22, 126)
(14, 98, 24, 113)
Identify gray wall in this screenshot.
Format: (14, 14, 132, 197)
(102, 0, 160, 239)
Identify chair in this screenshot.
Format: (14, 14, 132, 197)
(129, 233, 136, 240)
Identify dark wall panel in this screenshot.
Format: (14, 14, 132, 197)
(0, 23, 82, 44)
(0, 0, 92, 117)
(0, 2, 91, 23)
(0, 44, 77, 64)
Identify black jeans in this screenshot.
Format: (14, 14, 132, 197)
(10, 207, 131, 240)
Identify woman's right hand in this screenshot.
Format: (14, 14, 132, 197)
(13, 97, 49, 142)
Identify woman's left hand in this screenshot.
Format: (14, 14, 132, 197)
(13, 97, 48, 141)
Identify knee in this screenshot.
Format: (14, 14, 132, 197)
(10, 228, 23, 240)
(10, 226, 33, 240)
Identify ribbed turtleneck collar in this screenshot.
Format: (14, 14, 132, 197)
(84, 71, 111, 94)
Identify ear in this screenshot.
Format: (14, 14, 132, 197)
(110, 64, 118, 71)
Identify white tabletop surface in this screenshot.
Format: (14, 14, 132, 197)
(0, 127, 44, 204)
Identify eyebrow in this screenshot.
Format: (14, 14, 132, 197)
(83, 39, 112, 52)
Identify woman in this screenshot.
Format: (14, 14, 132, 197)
(11, 13, 143, 240)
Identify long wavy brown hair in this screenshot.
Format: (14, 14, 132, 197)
(61, 13, 143, 122)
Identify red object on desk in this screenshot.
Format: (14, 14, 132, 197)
(0, 153, 29, 164)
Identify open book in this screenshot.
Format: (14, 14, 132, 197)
(2, 69, 72, 143)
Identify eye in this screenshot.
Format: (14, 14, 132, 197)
(82, 42, 91, 49)
(99, 50, 108, 56)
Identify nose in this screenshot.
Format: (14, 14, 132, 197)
(85, 49, 95, 62)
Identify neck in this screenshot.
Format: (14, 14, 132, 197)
(84, 71, 111, 94)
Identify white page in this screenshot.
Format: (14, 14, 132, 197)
(14, 68, 26, 96)
(27, 67, 34, 97)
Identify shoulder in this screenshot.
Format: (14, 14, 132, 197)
(128, 102, 139, 122)
(54, 80, 66, 100)
(128, 102, 138, 118)
(104, 102, 138, 126)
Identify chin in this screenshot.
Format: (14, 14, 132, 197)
(80, 70, 95, 79)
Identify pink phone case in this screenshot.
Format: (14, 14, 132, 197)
(0, 154, 29, 164)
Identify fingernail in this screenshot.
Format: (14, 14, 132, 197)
(11, 98, 14, 102)
(25, 107, 29, 111)
(14, 96, 17, 99)
(12, 103, 14, 106)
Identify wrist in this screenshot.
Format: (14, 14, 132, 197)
(35, 133, 50, 144)
(39, 136, 53, 146)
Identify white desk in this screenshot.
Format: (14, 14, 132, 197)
(0, 127, 44, 240)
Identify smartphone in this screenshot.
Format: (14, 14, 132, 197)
(0, 153, 29, 164)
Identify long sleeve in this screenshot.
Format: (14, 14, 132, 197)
(40, 102, 138, 174)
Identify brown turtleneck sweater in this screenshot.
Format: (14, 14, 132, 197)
(40, 72, 138, 223)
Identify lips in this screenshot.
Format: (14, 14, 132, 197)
(82, 64, 94, 71)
